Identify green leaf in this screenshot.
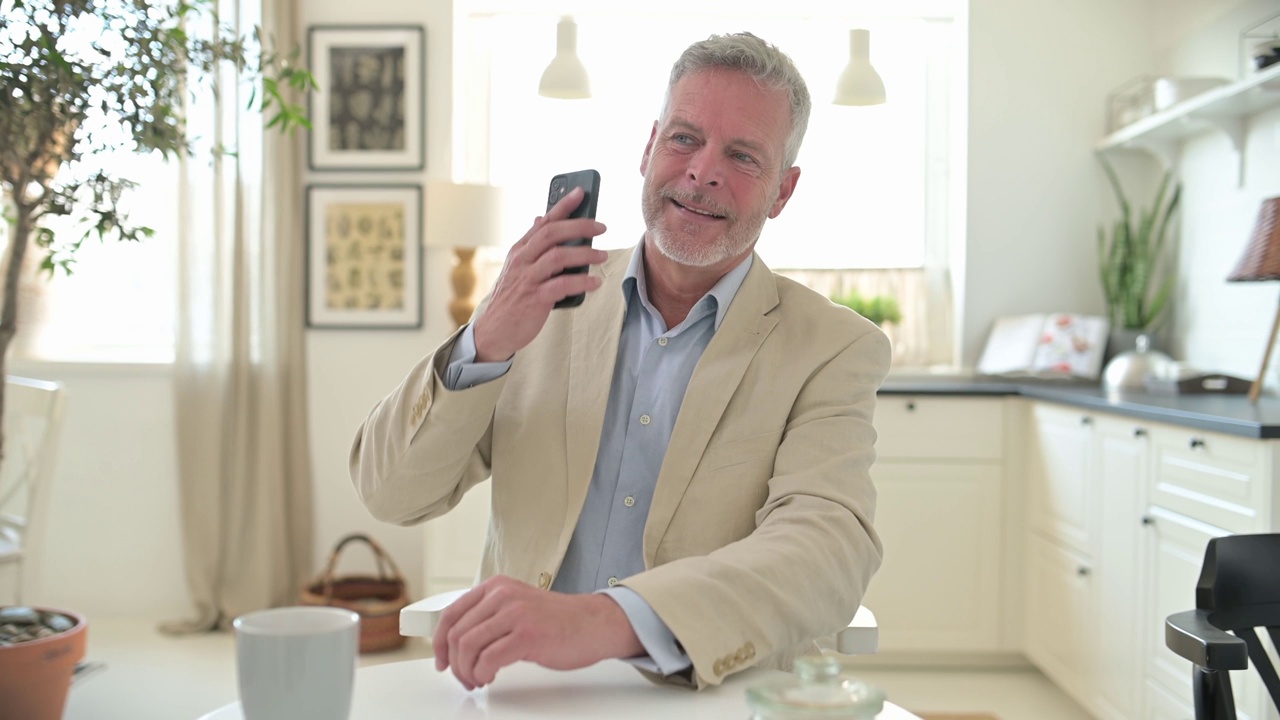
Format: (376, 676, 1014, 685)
(1096, 160, 1180, 330)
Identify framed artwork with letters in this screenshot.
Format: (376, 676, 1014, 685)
(305, 185, 422, 329)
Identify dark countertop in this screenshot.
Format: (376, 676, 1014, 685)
(879, 377, 1280, 439)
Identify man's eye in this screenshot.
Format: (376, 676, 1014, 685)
(673, 134, 695, 145)
(733, 152, 756, 164)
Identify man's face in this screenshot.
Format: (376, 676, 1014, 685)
(640, 68, 800, 269)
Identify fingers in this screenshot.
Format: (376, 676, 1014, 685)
(508, 186, 588, 253)
(527, 245, 609, 285)
(450, 611, 516, 689)
(433, 585, 489, 671)
(545, 185, 586, 221)
(537, 273, 603, 305)
(471, 634, 526, 687)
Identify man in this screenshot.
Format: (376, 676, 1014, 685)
(349, 32, 891, 690)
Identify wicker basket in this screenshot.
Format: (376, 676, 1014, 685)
(300, 533, 410, 653)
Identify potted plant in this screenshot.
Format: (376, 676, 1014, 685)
(1096, 156, 1181, 356)
(831, 290, 903, 327)
(0, 606, 86, 720)
(0, 1, 312, 715)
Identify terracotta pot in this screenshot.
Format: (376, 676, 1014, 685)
(0, 608, 87, 720)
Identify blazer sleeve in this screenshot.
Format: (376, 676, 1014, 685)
(348, 325, 504, 526)
(619, 325, 892, 688)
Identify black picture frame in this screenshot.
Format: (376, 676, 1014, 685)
(305, 184, 423, 329)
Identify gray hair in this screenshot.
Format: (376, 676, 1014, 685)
(661, 32, 811, 170)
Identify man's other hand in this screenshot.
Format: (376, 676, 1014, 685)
(432, 575, 645, 689)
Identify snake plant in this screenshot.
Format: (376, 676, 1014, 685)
(1097, 157, 1181, 331)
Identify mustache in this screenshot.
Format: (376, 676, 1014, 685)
(659, 187, 736, 221)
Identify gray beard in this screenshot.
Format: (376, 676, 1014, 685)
(641, 175, 768, 268)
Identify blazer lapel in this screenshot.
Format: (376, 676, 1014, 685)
(643, 255, 780, 565)
(561, 249, 631, 553)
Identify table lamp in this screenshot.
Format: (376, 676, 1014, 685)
(425, 182, 504, 328)
(1227, 195, 1280, 403)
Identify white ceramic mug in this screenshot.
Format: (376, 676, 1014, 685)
(233, 606, 360, 720)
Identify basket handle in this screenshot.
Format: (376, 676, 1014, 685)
(316, 533, 406, 603)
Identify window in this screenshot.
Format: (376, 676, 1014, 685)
(0, 4, 179, 364)
(5, 150, 178, 363)
(459, 4, 963, 367)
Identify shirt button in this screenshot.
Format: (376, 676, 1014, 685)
(608, 577, 619, 587)
(657, 337, 668, 346)
(537, 572, 551, 589)
(624, 496, 635, 507)
(639, 414, 651, 425)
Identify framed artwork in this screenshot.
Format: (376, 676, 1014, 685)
(306, 185, 423, 329)
(308, 25, 425, 171)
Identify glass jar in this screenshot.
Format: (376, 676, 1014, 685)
(746, 655, 886, 719)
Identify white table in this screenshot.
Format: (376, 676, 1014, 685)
(201, 658, 921, 719)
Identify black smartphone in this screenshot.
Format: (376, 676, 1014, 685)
(547, 169, 601, 309)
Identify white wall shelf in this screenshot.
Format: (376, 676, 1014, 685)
(1096, 63, 1280, 185)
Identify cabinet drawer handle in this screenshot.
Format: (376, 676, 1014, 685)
(1133, 428, 1147, 438)
(1077, 566, 1091, 577)
(905, 401, 917, 412)
(1189, 438, 1206, 450)
(1080, 416, 1093, 426)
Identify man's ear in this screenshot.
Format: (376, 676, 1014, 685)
(768, 166, 801, 219)
(639, 121, 658, 176)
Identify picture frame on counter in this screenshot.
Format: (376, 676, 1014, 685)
(308, 25, 425, 171)
(305, 185, 423, 330)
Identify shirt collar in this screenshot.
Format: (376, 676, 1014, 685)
(621, 240, 753, 331)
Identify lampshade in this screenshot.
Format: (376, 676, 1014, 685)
(425, 182, 504, 249)
(1228, 196, 1280, 404)
(538, 16, 590, 100)
(1227, 196, 1280, 282)
(834, 29, 886, 106)
(425, 182, 505, 328)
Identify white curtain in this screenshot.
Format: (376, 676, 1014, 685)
(163, 0, 314, 633)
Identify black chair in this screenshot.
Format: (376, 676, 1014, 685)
(1165, 533, 1280, 719)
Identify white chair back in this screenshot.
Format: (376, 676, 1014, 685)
(0, 375, 68, 603)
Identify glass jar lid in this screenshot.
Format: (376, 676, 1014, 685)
(746, 655, 886, 719)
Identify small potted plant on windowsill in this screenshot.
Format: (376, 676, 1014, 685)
(830, 290, 903, 327)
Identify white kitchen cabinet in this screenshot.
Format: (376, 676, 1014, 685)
(865, 396, 1011, 656)
(862, 462, 1003, 651)
(1143, 421, 1273, 720)
(1024, 533, 1093, 700)
(1092, 415, 1150, 720)
(1027, 403, 1095, 556)
(1025, 400, 1277, 720)
(1025, 408, 1149, 720)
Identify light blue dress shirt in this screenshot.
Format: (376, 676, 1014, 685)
(443, 242, 753, 676)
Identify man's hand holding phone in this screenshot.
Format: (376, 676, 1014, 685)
(472, 185, 608, 364)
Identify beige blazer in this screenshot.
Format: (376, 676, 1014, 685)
(350, 247, 891, 688)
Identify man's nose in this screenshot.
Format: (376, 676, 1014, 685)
(686, 148, 722, 187)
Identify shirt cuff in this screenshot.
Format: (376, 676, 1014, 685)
(599, 587, 692, 676)
(443, 324, 514, 390)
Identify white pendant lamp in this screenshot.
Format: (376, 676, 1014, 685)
(834, 29, 886, 106)
(538, 16, 591, 99)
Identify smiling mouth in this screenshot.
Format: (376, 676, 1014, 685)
(671, 199, 727, 220)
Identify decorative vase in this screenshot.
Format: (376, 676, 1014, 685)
(1103, 333, 1173, 391)
(0, 607, 87, 720)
